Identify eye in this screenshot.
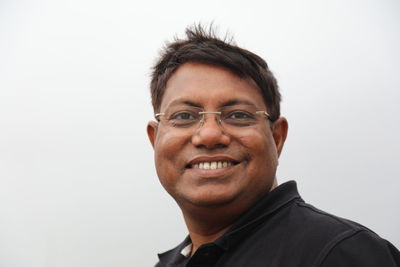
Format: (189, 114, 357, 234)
(223, 110, 257, 126)
(226, 111, 254, 120)
(170, 111, 198, 121)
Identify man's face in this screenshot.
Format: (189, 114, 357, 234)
(147, 63, 287, 210)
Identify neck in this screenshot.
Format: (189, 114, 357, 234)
(180, 180, 278, 255)
(180, 201, 250, 256)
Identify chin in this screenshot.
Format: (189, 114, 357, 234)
(178, 190, 239, 208)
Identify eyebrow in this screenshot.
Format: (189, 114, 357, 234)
(166, 98, 258, 109)
(167, 99, 202, 108)
(221, 99, 257, 108)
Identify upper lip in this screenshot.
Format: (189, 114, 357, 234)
(187, 155, 240, 167)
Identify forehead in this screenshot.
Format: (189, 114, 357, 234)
(160, 63, 266, 110)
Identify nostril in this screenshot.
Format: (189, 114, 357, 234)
(193, 143, 228, 150)
(191, 118, 231, 149)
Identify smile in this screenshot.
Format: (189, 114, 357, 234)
(190, 161, 233, 170)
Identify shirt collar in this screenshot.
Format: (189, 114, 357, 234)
(216, 180, 301, 250)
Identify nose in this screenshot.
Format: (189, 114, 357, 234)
(191, 113, 231, 149)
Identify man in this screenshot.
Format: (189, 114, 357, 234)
(147, 25, 400, 266)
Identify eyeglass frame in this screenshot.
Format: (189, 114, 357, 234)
(154, 108, 271, 129)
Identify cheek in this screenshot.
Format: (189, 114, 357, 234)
(155, 130, 187, 158)
(237, 129, 278, 164)
(154, 130, 189, 180)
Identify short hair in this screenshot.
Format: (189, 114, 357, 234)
(150, 24, 281, 121)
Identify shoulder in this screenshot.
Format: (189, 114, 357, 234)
(292, 200, 367, 232)
(289, 200, 400, 267)
(316, 230, 400, 267)
(283, 199, 371, 246)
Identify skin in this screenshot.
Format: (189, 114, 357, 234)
(147, 62, 288, 254)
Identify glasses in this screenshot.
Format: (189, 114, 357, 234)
(155, 106, 270, 130)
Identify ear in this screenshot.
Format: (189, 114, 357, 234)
(272, 117, 288, 157)
(147, 121, 159, 148)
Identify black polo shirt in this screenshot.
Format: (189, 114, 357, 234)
(156, 181, 400, 267)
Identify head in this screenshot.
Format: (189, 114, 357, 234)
(147, 24, 288, 214)
(150, 25, 281, 121)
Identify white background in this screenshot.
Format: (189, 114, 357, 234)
(0, 0, 399, 266)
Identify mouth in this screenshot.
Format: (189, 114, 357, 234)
(186, 156, 240, 170)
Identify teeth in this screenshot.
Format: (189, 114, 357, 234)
(203, 162, 210, 169)
(210, 162, 217, 169)
(191, 161, 233, 169)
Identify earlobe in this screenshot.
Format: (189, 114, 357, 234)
(272, 117, 288, 156)
(147, 121, 158, 148)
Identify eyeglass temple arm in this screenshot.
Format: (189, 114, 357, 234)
(256, 111, 271, 121)
(154, 113, 165, 121)
(256, 110, 269, 116)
